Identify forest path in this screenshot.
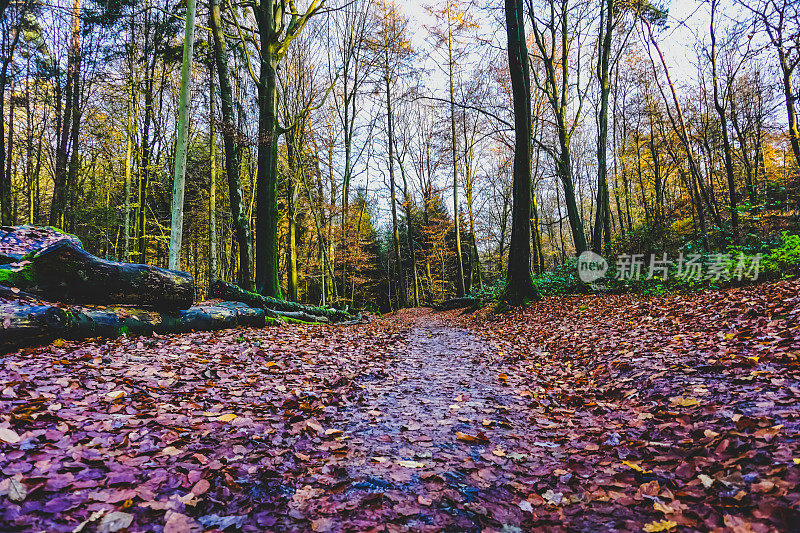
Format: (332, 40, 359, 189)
(344, 312, 522, 472)
(314, 310, 542, 531)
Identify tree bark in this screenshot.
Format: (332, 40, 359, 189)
(168, 0, 198, 269)
(209, 0, 253, 290)
(0, 298, 264, 352)
(0, 233, 194, 309)
(501, 0, 539, 304)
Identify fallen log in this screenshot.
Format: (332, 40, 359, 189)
(273, 310, 330, 323)
(0, 225, 194, 310)
(0, 299, 265, 352)
(209, 280, 355, 322)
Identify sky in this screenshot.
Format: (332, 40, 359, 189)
(396, 0, 728, 90)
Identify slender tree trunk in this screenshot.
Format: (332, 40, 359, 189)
(710, 0, 738, 241)
(5, 74, 15, 226)
(0, 26, 18, 224)
(777, 48, 800, 171)
(50, 0, 81, 228)
(208, 46, 218, 283)
(210, 0, 253, 289)
(644, 19, 709, 248)
(446, 2, 466, 297)
(396, 151, 419, 306)
(168, 0, 197, 270)
(286, 128, 300, 302)
(385, 59, 406, 308)
(592, 0, 613, 253)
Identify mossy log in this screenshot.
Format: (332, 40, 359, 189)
(0, 299, 265, 352)
(0, 226, 194, 310)
(209, 280, 355, 322)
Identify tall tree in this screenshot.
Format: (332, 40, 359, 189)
(50, 0, 82, 227)
(527, 0, 589, 254)
(367, 0, 413, 308)
(209, 0, 253, 289)
(168, 0, 198, 269)
(502, 0, 539, 304)
(253, 0, 324, 297)
(426, 0, 477, 296)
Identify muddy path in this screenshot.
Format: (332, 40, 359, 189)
(310, 312, 548, 532)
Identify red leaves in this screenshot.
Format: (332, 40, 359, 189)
(2, 282, 800, 531)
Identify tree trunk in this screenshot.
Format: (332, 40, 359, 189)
(209, 279, 355, 322)
(255, 5, 282, 298)
(50, 0, 81, 228)
(168, 0, 198, 269)
(208, 46, 218, 284)
(710, 0, 739, 241)
(385, 62, 406, 308)
(0, 297, 264, 353)
(501, 0, 539, 304)
(446, 2, 466, 298)
(209, 0, 253, 290)
(592, 0, 613, 253)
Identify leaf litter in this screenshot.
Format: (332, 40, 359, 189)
(0, 280, 798, 531)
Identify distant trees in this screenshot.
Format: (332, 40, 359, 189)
(0, 0, 797, 311)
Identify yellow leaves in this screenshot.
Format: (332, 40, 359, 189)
(698, 474, 714, 488)
(0, 427, 21, 444)
(793, 458, 800, 465)
(456, 431, 489, 444)
(265, 361, 277, 368)
(216, 413, 237, 422)
(397, 460, 425, 468)
(622, 460, 652, 474)
(653, 501, 674, 514)
(52, 338, 67, 348)
(669, 396, 699, 407)
(498, 373, 509, 382)
(160, 446, 182, 456)
(106, 390, 126, 400)
(643, 519, 677, 532)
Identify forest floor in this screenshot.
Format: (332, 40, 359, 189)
(1, 281, 799, 532)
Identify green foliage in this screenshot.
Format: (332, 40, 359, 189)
(527, 231, 800, 298)
(533, 258, 590, 296)
(467, 280, 505, 301)
(761, 232, 800, 279)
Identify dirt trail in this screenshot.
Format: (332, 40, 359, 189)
(345, 314, 519, 467)
(313, 311, 540, 531)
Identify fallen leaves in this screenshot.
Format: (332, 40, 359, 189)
(455, 430, 490, 444)
(8, 478, 26, 502)
(0, 427, 20, 444)
(643, 519, 677, 532)
(97, 512, 133, 533)
(1, 281, 799, 532)
(397, 460, 425, 468)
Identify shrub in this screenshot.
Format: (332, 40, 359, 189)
(762, 232, 800, 279)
